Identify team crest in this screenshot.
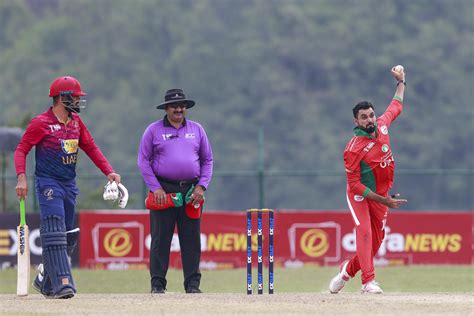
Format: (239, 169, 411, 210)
(381, 144, 389, 152)
(61, 139, 79, 154)
(43, 188, 54, 200)
(380, 126, 388, 135)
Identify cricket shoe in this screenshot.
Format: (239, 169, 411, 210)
(185, 287, 202, 294)
(34, 264, 74, 298)
(33, 264, 53, 298)
(32, 264, 44, 293)
(44, 287, 75, 299)
(151, 286, 166, 294)
(329, 260, 350, 294)
(361, 280, 383, 294)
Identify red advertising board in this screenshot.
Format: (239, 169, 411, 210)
(79, 210, 473, 270)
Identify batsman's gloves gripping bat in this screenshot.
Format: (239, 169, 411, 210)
(103, 181, 129, 208)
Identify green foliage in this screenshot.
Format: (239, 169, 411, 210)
(0, 0, 472, 210)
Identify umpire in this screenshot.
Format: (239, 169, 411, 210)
(137, 88, 213, 294)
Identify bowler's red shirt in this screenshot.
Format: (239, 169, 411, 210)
(344, 98, 403, 197)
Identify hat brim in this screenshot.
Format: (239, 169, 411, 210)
(156, 99, 195, 109)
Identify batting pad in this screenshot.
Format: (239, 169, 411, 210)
(40, 216, 76, 294)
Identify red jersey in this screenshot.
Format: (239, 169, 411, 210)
(14, 107, 114, 180)
(344, 98, 403, 198)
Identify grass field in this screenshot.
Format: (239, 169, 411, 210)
(0, 266, 472, 315)
(0, 265, 472, 294)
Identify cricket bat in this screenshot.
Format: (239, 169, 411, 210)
(16, 199, 30, 296)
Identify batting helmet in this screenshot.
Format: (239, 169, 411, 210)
(49, 76, 87, 97)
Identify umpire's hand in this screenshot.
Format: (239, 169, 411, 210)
(189, 185, 205, 206)
(153, 188, 167, 205)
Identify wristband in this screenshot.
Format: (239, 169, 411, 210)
(397, 80, 406, 86)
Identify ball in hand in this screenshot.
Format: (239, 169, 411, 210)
(394, 65, 404, 72)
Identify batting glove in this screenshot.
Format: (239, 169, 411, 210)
(103, 181, 119, 201)
(117, 183, 129, 208)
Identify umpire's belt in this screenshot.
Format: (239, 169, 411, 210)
(157, 176, 199, 187)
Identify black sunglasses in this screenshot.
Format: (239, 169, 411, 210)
(168, 103, 186, 109)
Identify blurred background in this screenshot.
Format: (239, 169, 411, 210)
(0, 0, 472, 212)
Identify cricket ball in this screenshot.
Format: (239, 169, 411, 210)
(394, 65, 404, 72)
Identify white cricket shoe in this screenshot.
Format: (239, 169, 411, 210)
(361, 280, 383, 294)
(33, 264, 44, 293)
(329, 260, 350, 294)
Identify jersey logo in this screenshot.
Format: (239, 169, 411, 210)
(185, 133, 195, 139)
(49, 124, 61, 132)
(354, 195, 364, 202)
(364, 142, 375, 152)
(381, 144, 389, 153)
(162, 134, 178, 140)
(379, 156, 393, 168)
(43, 188, 54, 201)
(61, 139, 79, 154)
(380, 125, 388, 135)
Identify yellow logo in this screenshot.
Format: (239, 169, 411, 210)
(405, 233, 462, 253)
(300, 229, 329, 258)
(103, 229, 133, 257)
(61, 139, 78, 154)
(0, 229, 11, 255)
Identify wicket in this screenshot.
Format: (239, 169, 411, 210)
(246, 208, 274, 295)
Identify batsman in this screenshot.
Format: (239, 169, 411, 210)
(329, 65, 408, 294)
(14, 76, 126, 299)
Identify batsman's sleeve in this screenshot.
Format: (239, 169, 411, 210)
(344, 150, 371, 197)
(197, 126, 213, 189)
(77, 118, 115, 176)
(378, 98, 403, 127)
(14, 118, 46, 176)
(137, 126, 162, 192)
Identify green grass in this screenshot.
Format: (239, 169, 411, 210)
(0, 265, 472, 294)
